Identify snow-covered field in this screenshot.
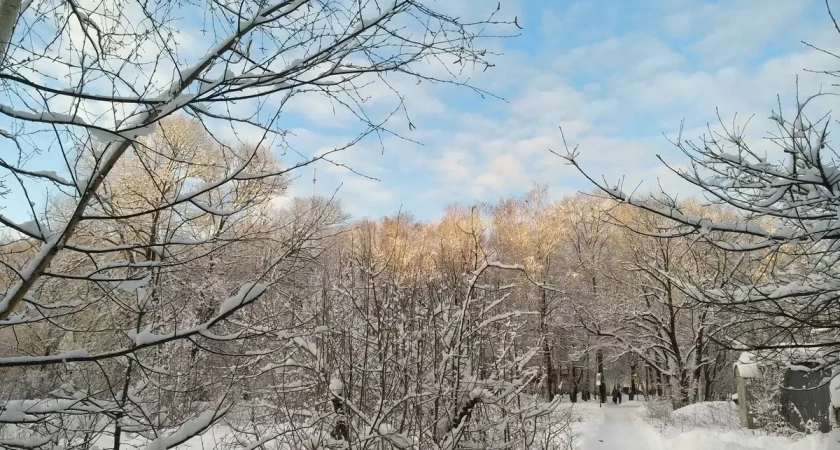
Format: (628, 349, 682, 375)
(5, 399, 837, 449)
(574, 400, 838, 450)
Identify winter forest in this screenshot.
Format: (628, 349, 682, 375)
(0, 0, 839, 449)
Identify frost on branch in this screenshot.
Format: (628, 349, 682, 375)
(565, 80, 840, 372)
(0, 0, 515, 448)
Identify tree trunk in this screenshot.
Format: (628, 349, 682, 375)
(693, 319, 705, 403)
(697, 370, 705, 402)
(540, 290, 556, 399)
(597, 350, 606, 404)
(676, 374, 691, 408)
(583, 353, 591, 401)
(703, 367, 713, 401)
(0, 0, 22, 66)
(654, 351, 665, 397)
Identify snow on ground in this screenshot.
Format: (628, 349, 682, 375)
(6, 398, 836, 449)
(670, 400, 740, 429)
(573, 400, 838, 450)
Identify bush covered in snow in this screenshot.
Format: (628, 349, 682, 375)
(644, 400, 738, 431)
(529, 403, 578, 450)
(672, 401, 739, 430)
(642, 399, 675, 429)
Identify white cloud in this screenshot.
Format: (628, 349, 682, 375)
(434, 151, 472, 182)
(474, 154, 529, 192)
(337, 176, 394, 218)
(5, 0, 838, 223)
(379, 0, 840, 218)
(682, 0, 810, 67)
(553, 34, 687, 79)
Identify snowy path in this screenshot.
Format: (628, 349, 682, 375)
(580, 402, 652, 449)
(574, 400, 838, 450)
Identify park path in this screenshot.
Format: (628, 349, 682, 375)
(580, 402, 655, 450)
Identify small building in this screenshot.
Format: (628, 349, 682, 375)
(734, 349, 839, 433)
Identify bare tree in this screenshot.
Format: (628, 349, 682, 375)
(487, 185, 566, 401)
(0, 1, 516, 448)
(226, 211, 570, 449)
(573, 203, 737, 407)
(561, 3, 840, 374)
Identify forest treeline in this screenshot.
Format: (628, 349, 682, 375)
(3, 0, 838, 447)
(0, 117, 763, 448)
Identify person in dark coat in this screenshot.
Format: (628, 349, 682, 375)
(611, 386, 618, 404)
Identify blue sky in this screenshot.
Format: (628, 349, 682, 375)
(2, 0, 839, 224)
(285, 0, 840, 221)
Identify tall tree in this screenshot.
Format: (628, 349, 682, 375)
(488, 185, 566, 400)
(563, 2, 840, 376)
(0, 1, 515, 448)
